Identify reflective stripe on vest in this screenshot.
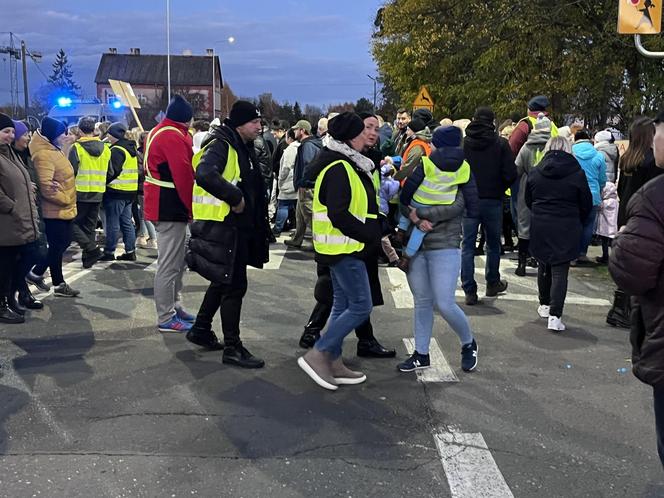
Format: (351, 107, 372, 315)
(144, 126, 185, 188)
(74, 141, 110, 193)
(108, 146, 139, 192)
(191, 140, 240, 222)
(525, 116, 559, 137)
(312, 160, 377, 256)
(412, 158, 470, 205)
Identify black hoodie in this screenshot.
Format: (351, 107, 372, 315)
(68, 137, 110, 202)
(463, 120, 516, 199)
(525, 150, 593, 264)
(105, 138, 138, 200)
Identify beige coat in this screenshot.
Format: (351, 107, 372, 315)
(29, 131, 77, 220)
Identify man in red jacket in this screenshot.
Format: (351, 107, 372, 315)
(144, 95, 196, 332)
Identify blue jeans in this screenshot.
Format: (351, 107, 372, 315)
(461, 198, 503, 293)
(407, 248, 474, 354)
(103, 197, 136, 253)
(315, 256, 373, 359)
(398, 200, 428, 257)
(274, 199, 296, 233)
(579, 205, 599, 257)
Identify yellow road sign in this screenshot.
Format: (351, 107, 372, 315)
(413, 86, 434, 110)
(618, 0, 662, 34)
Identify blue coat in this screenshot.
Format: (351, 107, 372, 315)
(572, 141, 607, 206)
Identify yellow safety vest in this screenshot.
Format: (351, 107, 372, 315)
(143, 125, 185, 189)
(312, 160, 378, 256)
(108, 145, 139, 192)
(191, 140, 241, 222)
(525, 115, 559, 137)
(412, 157, 470, 205)
(73, 140, 110, 193)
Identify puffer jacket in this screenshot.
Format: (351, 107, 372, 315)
(572, 140, 607, 206)
(0, 144, 39, 246)
(595, 141, 618, 183)
(609, 175, 664, 388)
(29, 131, 77, 220)
(596, 182, 619, 238)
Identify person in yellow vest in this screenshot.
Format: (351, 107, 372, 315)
(297, 112, 381, 391)
(185, 100, 270, 368)
(100, 122, 138, 262)
(68, 116, 110, 269)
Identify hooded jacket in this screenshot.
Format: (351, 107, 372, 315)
(105, 138, 139, 200)
(596, 182, 618, 238)
(463, 120, 517, 199)
(525, 150, 593, 264)
(401, 147, 479, 251)
(609, 175, 664, 388)
(572, 140, 606, 206)
(68, 136, 110, 202)
(29, 131, 77, 220)
(395, 128, 432, 182)
(509, 110, 555, 157)
(293, 135, 323, 189)
(595, 141, 618, 183)
(0, 144, 39, 246)
(515, 128, 550, 239)
(186, 121, 269, 284)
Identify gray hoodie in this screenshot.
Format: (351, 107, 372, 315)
(515, 128, 550, 239)
(595, 141, 618, 183)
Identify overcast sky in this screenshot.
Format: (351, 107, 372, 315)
(0, 0, 384, 108)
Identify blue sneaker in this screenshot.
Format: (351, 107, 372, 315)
(158, 316, 192, 333)
(397, 351, 430, 372)
(461, 339, 478, 372)
(175, 308, 196, 323)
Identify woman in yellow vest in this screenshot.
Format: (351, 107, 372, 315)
(298, 112, 382, 391)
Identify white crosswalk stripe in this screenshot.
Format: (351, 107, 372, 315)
(403, 337, 458, 383)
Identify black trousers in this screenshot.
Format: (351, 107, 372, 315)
(33, 219, 73, 286)
(654, 386, 664, 469)
(537, 262, 570, 317)
(304, 263, 375, 342)
(13, 241, 43, 295)
(0, 246, 20, 297)
(194, 263, 248, 347)
(71, 201, 101, 255)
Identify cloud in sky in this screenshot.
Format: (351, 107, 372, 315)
(0, 0, 383, 108)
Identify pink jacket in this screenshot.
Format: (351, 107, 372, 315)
(596, 182, 618, 238)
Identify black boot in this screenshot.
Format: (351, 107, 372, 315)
(357, 338, 397, 358)
(222, 342, 265, 368)
(515, 253, 527, 277)
(186, 325, 224, 351)
(18, 290, 43, 310)
(0, 297, 24, 324)
(9, 294, 26, 316)
(299, 328, 321, 349)
(606, 289, 631, 329)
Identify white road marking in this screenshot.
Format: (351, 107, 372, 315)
(144, 260, 159, 272)
(434, 426, 514, 498)
(250, 247, 287, 271)
(386, 267, 414, 308)
(403, 337, 458, 383)
(0, 340, 75, 445)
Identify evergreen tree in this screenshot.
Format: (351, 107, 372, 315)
(354, 97, 374, 114)
(48, 49, 81, 97)
(293, 101, 304, 122)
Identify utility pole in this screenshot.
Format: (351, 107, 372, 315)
(367, 75, 377, 112)
(21, 41, 29, 118)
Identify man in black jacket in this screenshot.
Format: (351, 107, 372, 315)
(185, 101, 270, 368)
(609, 111, 664, 467)
(461, 107, 517, 305)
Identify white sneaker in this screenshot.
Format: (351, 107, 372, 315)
(537, 305, 550, 318)
(147, 238, 158, 249)
(548, 316, 566, 331)
(136, 236, 149, 248)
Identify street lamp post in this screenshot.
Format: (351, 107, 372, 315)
(209, 37, 235, 118)
(166, 0, 171, 100)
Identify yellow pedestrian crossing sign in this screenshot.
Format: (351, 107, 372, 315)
(413, 86, 434, 111)
(618, 0, 662, 34)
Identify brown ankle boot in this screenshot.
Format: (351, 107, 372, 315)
(330, 357, 366, 385)
(298, 349, 338, 390)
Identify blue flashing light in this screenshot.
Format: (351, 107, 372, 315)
(57, 97, 72, 107)
(111, 100, 123, 109)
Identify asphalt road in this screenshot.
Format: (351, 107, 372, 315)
(0, 240, 662, 498)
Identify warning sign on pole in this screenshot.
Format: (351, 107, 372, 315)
(618, 0, 662, 34)
(413, 86, 434, 111)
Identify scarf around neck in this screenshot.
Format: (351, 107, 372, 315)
(324, 137, 375, 180)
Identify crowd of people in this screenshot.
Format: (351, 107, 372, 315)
(1, 92, 663, 464)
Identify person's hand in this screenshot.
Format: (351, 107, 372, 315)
(418, 219, 433, 232)
(408, 206, 420, 223)
(232, 197, 245, 214)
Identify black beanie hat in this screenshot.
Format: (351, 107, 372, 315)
(0, 113, 15, 131)
(528, 95, 550, 112)
(107, 122, 127, 140)
(228, 100, 261, 128)
(432, 125, 462, 148)
(358, 111, 377, 121)
(166, 95, 194, 123)
(328, 112, 365, 141)
(473, 106, 495, 123)
(408, 118, 426, 133)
